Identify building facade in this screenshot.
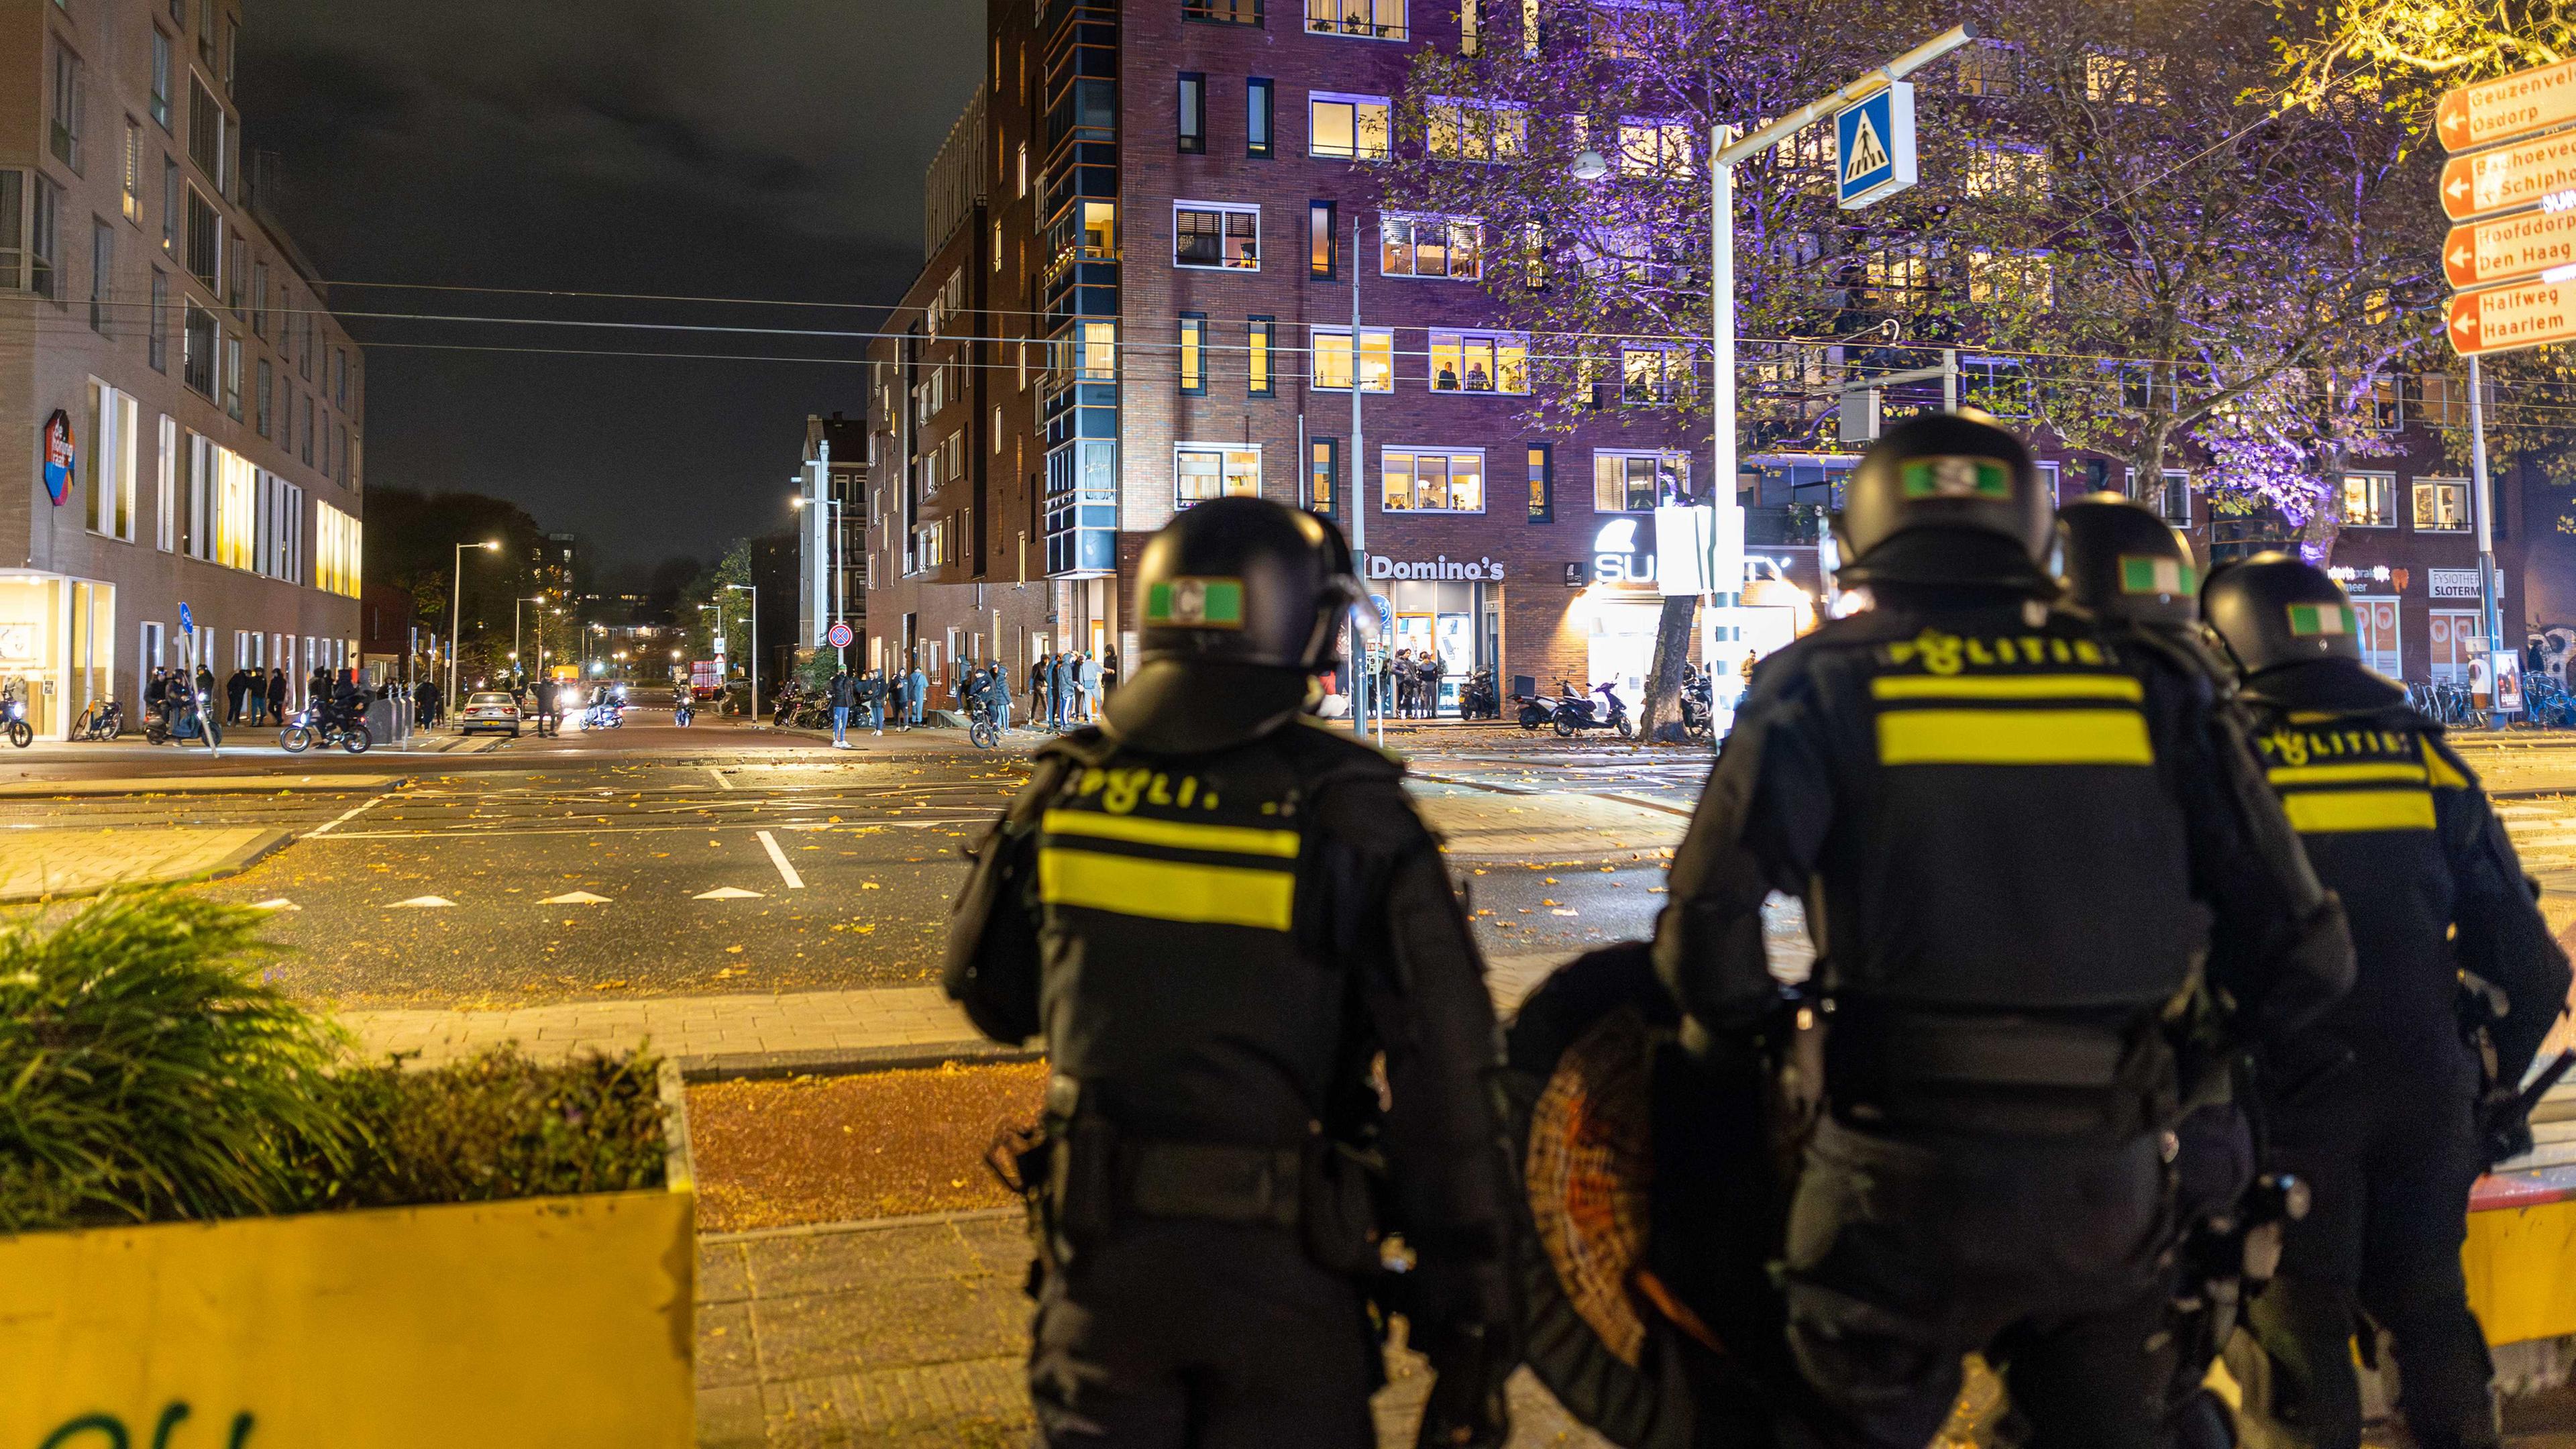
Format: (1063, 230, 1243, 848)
(1, 0, 364, 735)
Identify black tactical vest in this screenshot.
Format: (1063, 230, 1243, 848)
(1031, 733, 1358, 1147)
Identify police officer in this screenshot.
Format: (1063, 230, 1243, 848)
(2206, 555, 2571, 1449)
(1654, 413, 2353, 1449)
(2058, 492, 2222, 674)
(943, 496, 1517, 1448)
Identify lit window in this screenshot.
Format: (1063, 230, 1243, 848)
(1619, 346, 1688, 407)
(1249, 78, 1274, 158)
(1384, 449, 1485, 513)
(1309, 437, 1338, 514)
(2341, 472, 2397, 528)
(1311, 326, 1393, 392)
(315, 500, 362, 597)
(1955, 40, 2021, 97)
(1179, 315, 1208, 394)
(1176, 445, 1262, 505)
(1081, 200, 1117, 256)
(1309, 93, 1391, 160)
(1527, 444, 1553, 523)
(1079, 321, 1116, 381)
(1248, 317, 1276, 397)
(1307, 0, 1405, 40)
(1594, 450, 1690, 513)
(1381, 214, 1482, 279)
(2413, 478, 2469, 532)
(1429, 331, 1528, 394)
(1965, 142, 2051, 199)
(1967, 248, 2053, 307)
(1309, 200, 1338, 276)
(1617, 117, 1693, 178)
(1185, 0, 1263, 21)
(2085, 50, 2167, 103)
(1590, 0, 1679, 58)
(1174, 201, 1259, 269)
(1427, 99, 1528, 160)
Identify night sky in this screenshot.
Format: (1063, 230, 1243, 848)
(237, 0, 984, 571)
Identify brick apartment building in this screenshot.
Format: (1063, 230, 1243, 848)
(1, 0, 365, 735)
(867, 3, 2546, 707)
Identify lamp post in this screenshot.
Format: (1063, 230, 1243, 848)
(449, 540, 500, 718)
(698, 601, 724, 711)
(727, 583, 760, 724)
(791, 494, 847, 669)
(515, 595, 547, 688)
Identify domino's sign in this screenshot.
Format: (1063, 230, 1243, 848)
(1836, 82, 1917, 209)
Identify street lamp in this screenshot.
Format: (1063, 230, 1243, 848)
(792, 493, 849, 669)
(726, 583, 760, 724)
(515, 595, 547, 686)
(449, 540, 501, 716)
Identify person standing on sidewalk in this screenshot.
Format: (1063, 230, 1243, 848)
(907, 659, 929, 728)
(1101, 646, 1120, 699)
(946, 496, 1515, 1449)
(1077, 651, 1101, 724)
(266, 667, 287, 726)
(1049, 651, 1074, 731)
(829, 666, 855, 749)
(1028, 652, 1050, 731)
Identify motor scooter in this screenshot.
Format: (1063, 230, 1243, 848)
(1551, 682, 1635, 740)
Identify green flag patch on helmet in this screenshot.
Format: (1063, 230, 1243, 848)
(1897, 456, 2015, 502)
(2119, 555, 2196, 597)
(1142, 577, 1246, 629)
(2286, 602, 2354, 638)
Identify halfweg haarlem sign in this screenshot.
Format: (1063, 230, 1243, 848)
(2447, 277, 2576, 357)
(2437, 55, 2576, 153)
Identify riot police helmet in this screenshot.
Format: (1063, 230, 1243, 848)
(2057, 492, 2201, 629)
(1830, 411, 2057, 592)
(1102, 496, 1368, 753)
(2201, 552, 2364, 678)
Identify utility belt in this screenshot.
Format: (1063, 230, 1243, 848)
(992, 1077, 1383, 1282)
(1820, 1006, 2179, 1138)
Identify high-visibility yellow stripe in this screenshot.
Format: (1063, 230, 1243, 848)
(2424, 739, 2474, 791)
(1870, 674, 2145, 702)
(1039, 847, 1296, 930)
(2280, 788, 2436, 834)
(1876, 709, 2155, 766)
(1040, 809, 1301, 859)
(2265, 762, 2429, 787)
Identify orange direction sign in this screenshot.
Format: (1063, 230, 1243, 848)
(2440, 130, 2576, 221)
(2447, 278, 2576, 356)
(2445, 207, 2576, 288)
(2438, 57, 2576, 153)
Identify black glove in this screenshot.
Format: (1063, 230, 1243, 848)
(2482, 1085, 2536, 1168)
(1414, 1322, 1512, 1449)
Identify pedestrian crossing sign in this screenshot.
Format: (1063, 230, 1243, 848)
(1836, 82, 1917, 209)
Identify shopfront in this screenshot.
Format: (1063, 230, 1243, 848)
(1364, 554, 1505, 712)
(0, 573, 116, 737)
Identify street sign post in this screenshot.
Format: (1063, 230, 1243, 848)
(2446, 277, 2576, 357)
(2438, 55, 2576, 152)
(2438, 130, 2576, 221)
(1836, 82, 1918, 209)
(2444, 208, 2576, 289)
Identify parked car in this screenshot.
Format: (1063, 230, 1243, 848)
(459, 691, 524, 737)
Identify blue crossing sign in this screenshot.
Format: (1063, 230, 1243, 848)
(178, 602, 194, 635)
(1836, 82, 1918, 209)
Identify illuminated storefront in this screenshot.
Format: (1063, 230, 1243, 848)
(0, 574, 116, 736)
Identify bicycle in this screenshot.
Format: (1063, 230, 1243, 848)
(70, 699, 123, 741)
(280, 705, 372, 755)
(967, 703, 1002, 751)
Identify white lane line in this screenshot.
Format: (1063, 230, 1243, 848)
(709, 767, 735, 790)
(756, 829, 807, 890)
(306, 792, 392, 839)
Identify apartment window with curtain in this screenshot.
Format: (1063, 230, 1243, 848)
(122, 121, 144, 221)
(2414, 478, 2471, 531)
(1178, 313, 1208, 395)
(223, 333, 241, 419)
(1247, 317, 1275, 396)
(1178, 73, 1207, 154)
(1526, 444, 1554, 523)
(85, 381, 138, 541)
(148, 269, 168, 369)
(51, 44, 85, 174)
(1175, 445, 1261, 506)
(1248, 79, 1275, 158)
(1380, 214, 1481, 278)
(156, 414, 177, 551)
(1594, 449, 1689, 512)
(2341, 471, 2397, 528)
(1308, 200, 1338, 277)
(1308, 437, 1338, 515)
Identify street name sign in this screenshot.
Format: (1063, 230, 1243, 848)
(1836, 82, 1917, 209)
(2438, 56, 2576, 153)
(2439, 129, 2576, 221)
(2445, 207, 2576, 288)
(2446, 276, 2576, 356)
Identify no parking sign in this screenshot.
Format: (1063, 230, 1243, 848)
(826, 621, 855, 649)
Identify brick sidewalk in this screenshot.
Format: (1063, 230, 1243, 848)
(0, 826, 291, 903)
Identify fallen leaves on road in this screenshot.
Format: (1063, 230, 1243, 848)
(688, 1062, 1048, 1231)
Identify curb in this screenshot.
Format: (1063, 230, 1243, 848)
(0, 774, 405, 798)
(676, 1039, 1044, 1083)
(696, 1205, 1020, 1246)
(0, 825, 295, 904)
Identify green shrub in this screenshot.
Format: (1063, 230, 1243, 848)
(0, 892, 666, 1234)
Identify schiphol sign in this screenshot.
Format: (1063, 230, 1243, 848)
(1366, 555, 1507, 582)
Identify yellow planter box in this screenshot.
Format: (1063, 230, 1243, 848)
(2466, 1189, 2576, 1346)
(0, 1063, 696, 1448)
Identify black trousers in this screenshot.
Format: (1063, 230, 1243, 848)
(1028, 1218, 1378, 1448)
(1778, 1116, 2176, 1449)
(2241, 1053, 2496, 1449)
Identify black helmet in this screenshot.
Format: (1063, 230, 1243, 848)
(2202, 552, 2363, 677)
(1831, 411, 2055, 591)
(2057, 492, 2200, 628)
(1104, 496, 1365, 753)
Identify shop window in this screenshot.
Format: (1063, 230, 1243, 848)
(2341, 471, 2396, 528)
(1175, 201, 1258, 269)
(1311, 326, 1393, 391)
(1178, 313, 1208, 394)
(1594, 449, 1689, 513)
(2414, 478, 2469, 532)
(1430, 331, 1527, 394)
(1177, 445, 1261, 506)
(1381, 214, 1481, 279)
(1309, 437, 1338, 515)
(1385, 449, 1485, 513)
(1248, 317, 1275, 397)
(1310, 93, 1391, 160)
(1527, 443, 1553, 523)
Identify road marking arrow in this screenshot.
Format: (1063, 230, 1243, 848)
(693, 886, 765, 900)
(539, 891, 612, 904)
(390, 896, 455, 908)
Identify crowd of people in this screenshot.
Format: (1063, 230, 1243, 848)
(1380, 647, 1450, 718)
(800, 647, 1122, 747)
